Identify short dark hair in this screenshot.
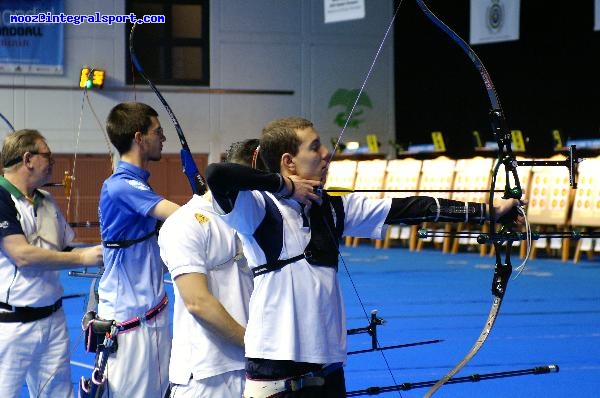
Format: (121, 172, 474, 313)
(225, 138, 266, 170)
(259, 117, 313, 172)
(105, 102, 158, 154)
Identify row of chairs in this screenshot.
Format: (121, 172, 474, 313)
(323, 156, 600, 263)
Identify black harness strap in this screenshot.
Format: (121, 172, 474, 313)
(252, 253, 306, 278)
(102, 221, 160, 248)
(102, 229, 156, 248)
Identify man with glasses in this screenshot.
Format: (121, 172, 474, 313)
(0, 129, 103, 398)
(97, 102, 180, 397)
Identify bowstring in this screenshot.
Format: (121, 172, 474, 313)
(323, 2, 407, 396)
(85, 89, 116, 172)
(128, 21, 179, 390)
(326, 3, 401, 166)
(65, 76, 89, 228)
(38, 71, 96, 398)
(513, 206, 531, 278)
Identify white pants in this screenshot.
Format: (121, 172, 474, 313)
(170, 369, 245, 398)
(0, 309, 72, 398)
(102, 309, 171, 398)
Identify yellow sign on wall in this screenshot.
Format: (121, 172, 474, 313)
(366, 134, 379, 153)
(511, 130, 525, 151)
(472, 130, 483, 148)
(552, 130, 563, 149)
(431, 131, 446, 151)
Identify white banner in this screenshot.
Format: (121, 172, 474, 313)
(470, 0, 520, 45)
(324, 0, 365, 24)
(595, 0, 600, 31)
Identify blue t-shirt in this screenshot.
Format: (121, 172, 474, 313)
(98, 161, 166, 322)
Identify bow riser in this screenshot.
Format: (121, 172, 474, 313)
(129, 23, 207, 196)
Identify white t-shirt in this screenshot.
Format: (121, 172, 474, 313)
(217, 191, 391, 364)
(159, 194, 253, 383)
(0, 188, 73, 307)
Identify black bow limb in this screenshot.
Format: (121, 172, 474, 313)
(129, 23, 207, 196)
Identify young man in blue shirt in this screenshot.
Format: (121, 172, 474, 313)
(98, 102, 180, 397)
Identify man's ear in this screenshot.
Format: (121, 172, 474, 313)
(133, 131, 143, 145)
(281, 153, 295, 173)
(22, 152, 34, 168)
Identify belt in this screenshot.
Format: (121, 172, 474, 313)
(0, 298, 63, 323)
(244, 377, 324, 398)
(117, 294, 168, 333)
(244, 363, 343, 398)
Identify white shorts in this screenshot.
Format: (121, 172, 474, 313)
(0, 309, 72, 398)
(101, 309, 171, 398)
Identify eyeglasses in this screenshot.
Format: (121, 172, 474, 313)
(31, 151, 53, 160)
(151, 127, 165, 138)
(3, 151, 53, 168)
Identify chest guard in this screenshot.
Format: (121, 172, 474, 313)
(252, 193, 345, 277)
(304, 194, 344, 269)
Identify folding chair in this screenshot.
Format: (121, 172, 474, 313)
(348, 159, 388, 247)
(569, 156, 600, 263)
(450, 157, 494, 254)
(324, 160, 358, 246)
(527, 156, 574, 261)
(381, 158, 422, 250)
(415, 157, 456, 253)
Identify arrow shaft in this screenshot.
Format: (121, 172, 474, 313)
(348, 339, 443, 355)
(346, 364, 558, 396)
(325, 189, 504, 193)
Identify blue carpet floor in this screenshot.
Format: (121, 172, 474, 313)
(23, 245, 600, 397)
